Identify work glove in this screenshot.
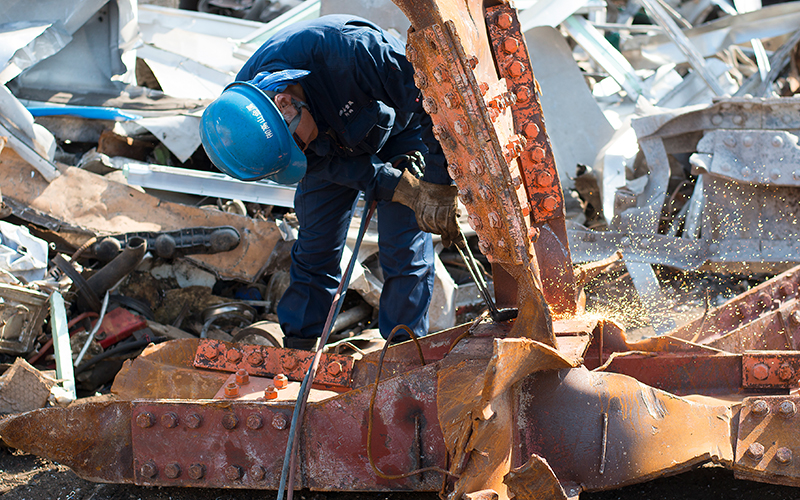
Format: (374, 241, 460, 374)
(392, 169, 460, 247)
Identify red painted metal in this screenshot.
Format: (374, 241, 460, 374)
(193, 339, 354, 389)
(95, 307, 148, 348)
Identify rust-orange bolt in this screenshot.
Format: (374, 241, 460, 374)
(444, 93, 459, 109)
(477, 239, 493, 255)
(747, 442, 764, 460)
(454, 120, 468, 135)
(778, 363, 795, 382)
(188, 464, 205, 480)
(779, 400, 796, 418)
(497, 12, 513, 29)
(406, 45, 417, 63)
(246, 352, 263, 367)
(447, 163, 462, 179)
(274, 374, 289, 389)
(751, 399, 769, 416)
(272, 414, 288, 430)
(282, 356, 298, 371)
(468, 214, 483, 231)
(136, 412, 155, 429)
(161, 412, 179, 429)
(202, 344, 218, 360)
(502, 37, 519, 54)
(752, 363, 770, 381)
(479, 82, 489, 95)
(327, 361, 342, 376)
(140, 460, 158, 478)
(515, 87, 530, 103)
(185, 413, 202, 429)
(225, 464, 243, 481)
(222, 413, 239, 430)
(235, 369, 250, 386)
(164, 463, 181, 479)
(414, 71, 427, 89)
(777, 447, 793, 464)
(542, 196, 558, 212)
(466, 56, 478, 70)
(265, 386, 279, 400)
(537, 170, 554, 187)
(224, 382, 240, 398)
(529, 147, 545, 163)
(422, 97, 438, 114)
(246, 414, 264, 430)
(508, 61, 525, 78)
(226, 349, 242, 363)
(524, 122, 539, 139)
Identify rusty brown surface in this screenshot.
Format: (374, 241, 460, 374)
(742, 351, 800, 389)
(514, 367, 734, 492)
(0, 150, 281, 282)
(735, 395, 800, 486)
(112, 339, 230, 400)
(395, 0, 554, 346)
(193, 339, 354, 389)
(670, 264, 800, 347)
(485, 3, 578, 318)
(504, 454, 568, 500)
(0, 401, 134, 483)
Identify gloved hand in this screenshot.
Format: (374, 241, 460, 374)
(392, 169, 460, 247)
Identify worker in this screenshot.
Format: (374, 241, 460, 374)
(200, 15, 459, 350)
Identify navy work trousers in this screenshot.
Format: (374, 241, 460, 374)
(277, 172, 434, 342)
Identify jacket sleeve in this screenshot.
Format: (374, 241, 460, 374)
(347, 25, 452, 186)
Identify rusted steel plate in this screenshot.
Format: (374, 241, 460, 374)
(212, 372, 340, 402)
(0, 401, 134, 483)
(131, 400, 293, 489)
(304, 363, 446, 491)
(514, 367, 733, 492)
(671, 264, 800, 346)
(742, 351, 800, 388)
(735, 395, 800, 486)
(595, 352, 744, 396)
(193, 339, 354, 389)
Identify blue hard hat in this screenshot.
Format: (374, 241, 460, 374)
(200, 80, 306, 184)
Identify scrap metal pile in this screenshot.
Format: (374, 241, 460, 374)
(1, 0, 800, 499)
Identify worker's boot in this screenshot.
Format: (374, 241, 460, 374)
(283, 336, 318, 351)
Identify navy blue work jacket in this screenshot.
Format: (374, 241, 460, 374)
(237, 15, 450, 201)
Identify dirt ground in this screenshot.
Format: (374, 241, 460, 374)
(3, 446, 800, 500)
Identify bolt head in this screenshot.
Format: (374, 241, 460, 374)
(779, 283, 794, 297)
(454, 120, 468, 135)
(777, 447, 793, 464)
(406, 45, 417, 63)
(140, 460, 158, 478)
(751, 399, 769, 416)
(502, 37, 519, 54)
(274, 373, 289, 389)
(246, 352, 263, 367)
(136, 412, 155, 429)
(264, 386, 279, 400)
(447, 162, 462, 179)
(327, 361, 342, 376)
(747, 442, 765, 460)
(743, 135, 754, 147)
(779, 400, 797, 417)
(524, 122, 539, 139)
(272, 413, 288, 430)
(224, 382, 240, 398)
(235, 369, 250, 386)
(188, 464, 206, 480)
(723, 135, 736, 147)
(433, 66, 446, 83)
(422, 97, 438, 114)
(164, 463, 181, 479)
(468, 214, 483, 231)
(466, 56, 479, 70)
(752, 363, 770, 381)
(201, 344, 218, 360)
(778, 363, 795, 382)
(251, 465, 267, 481)
(444, 93, 459, 109)
(537, 170, 554, 187)
(226, 349, 242, 363)
(479, 82, 490, 95)
(185, 413, 202, 429)
(161, 412, 179, 429)
(246, 414, 264, 430)
(542, 196, 558, 212)
(477, 239, 492, 255)
(733, 115, 744, 125)
(515, 87, 530, 103)
(469, 160, 484, 175)
(222, 413, 239, 430)
(488, 212, 502, 228)
(508, 61, 525, 78)
(711, 114, 723, 125)
(497, 12, 513, 29)
(458, 188, 473, 205)
(413, 71, 427, 89)
(772, 135, 784, 148)
(225, 464, 243, 481)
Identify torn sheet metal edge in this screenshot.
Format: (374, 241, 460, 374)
(561, 15, 644, 99)
(567, 228, 709, 270)
(516, 0, 592, 31)
(621, 3, 800, 67)
(0, 122, 61, 182)
(122, 161, 296, 207)
(50, 292, 77, 401)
